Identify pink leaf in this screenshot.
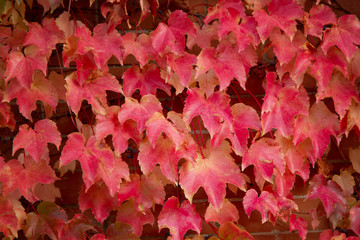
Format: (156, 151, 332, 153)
(350, 204, 360, 236)
(304, 4, 336, 38)
(204, 199, 239, 224)
(289, 214, 307, 240)
(158, 197, 201, 240)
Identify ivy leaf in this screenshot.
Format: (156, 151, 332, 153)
(4, 71, 58, 120)
(306, 174, 347, 217)
(122, 63, 171, 97)
(78, 183, 119, 223)
(208, 221, 254, 240)
(253, 0, 302, 42)
(116, 199, 154, 237)
(122, 32, 155, 67)
(65, 70, 123, 115)
(204, 199, 239, 224)
(138, 136, 180, 184)
(24, 17, 65, 56)
(242, 138, 285, 185)
(261, 72, 309, 137)
(117, 174, 165, 211)
(152, 10, 196, 55)
(289, 214, 307, 240)
(117, 94, 162, 134)
(332, 170, 355, 197)
(13, 119, 61, 163)
(0, 196, 24, 238)
(167, 52, 197, 87)
(96, 106, 141, 155)
(24, 202, 67, 240)
(322, 14, 360, 61)
(243, 189, 279, 223)
(105, 222, 140, 240)
(349, 147, 360, 173)
(304, 4, 336, 38)
(4, 46, 47, 88)
(61, 214, 95, 240)
(183, 88, 233, 138)
(350, 204, 360, 236)
(293, 101, 340, 160)
(180, 141, 246, 209)
(158, 197, 201, 240)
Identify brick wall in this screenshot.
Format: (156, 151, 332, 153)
(1, 0, 360, 239)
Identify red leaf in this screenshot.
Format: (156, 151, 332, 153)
(293, 101, 340, 160)
(243, 189, 279, 223)
(122, 63, 170, 97)
(217, 221, 254, 240)
(242, 138, 285, 185)
(24, 18, 65, 56)
(274, 168, 295, 197)
(152, 10, 196, 55)
(158, 197, 201, 240)
(0, 196, 24, 238)
(261, 72, 309, 137)
(78, 183, 119, 223)
(304, 4, 336, 38)
(24, 202, 67, 240)
(322, 14, 360, 61)
(183, 88, 233, 138)
(118, 94, 162, 134)
(122, 32, 155, 67)
(180, 141, 246, 209)
(254, 0, 302, 42)
(105, 222, 139, 240)
(350, 204, 360, 236)
(306, 174, 347, 217)
(65, 70, 123, 115)
(4, 71, 58, 120)
(167, 52, 197, 87)
(289, 214, 307, 240)
(117, 174, 165, 211)
(138, 135, 180, 183)
(96, 106, 141, 155)
(204, 199, 239, 224)
(116, 199, 154, 237)
(5, 47, 47, 88)
(13, 119, 61, 163)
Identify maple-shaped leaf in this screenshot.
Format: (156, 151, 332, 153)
(232, 16, 260, 52)
(117, 174, 165, 211)
(0, 157, 58, 202)
(13, 119, 61, 163)
(78, 183, 119, 223)
(60, 133, 129, 194)
(190, 69, 219, 97)
(145, 112, 184, 150)
(4, 46, 47, 88)
(293, 101, 340, 160)
(205, 199, 239, 224)
(180, 141, 246, 209)
(96, 106, 141, 155)
(122, 32, 155, 67)
(34, 183, 61, 202)
(322, 14, 360, 61)
(183, 88, 233, 138)
(306, 174, 347, 217)
(118, 94, 162, 134)
(138, 136, 181, 184)
(317, 71, 359, 119)
(242, 137, 285, 185)
(60, 214, 95, 240)
(116, 199, 154, 237)
(187, 22, 219, 50)
(349, 147, 360, 173)
(208, 222, 254, 240)
(23, 17, 65, 56)
(274, 168, 295, 197)
(275, 133, 310, 181)
(76, 24, 124, 68)
(211, 103, 261, 155)
(152, 10, 196, 55)
(37, 0, 62, 13)
(0, 196, 24, 238)
(122, 63, 170, 97)
(204, 0, 245, 28)
(105, 222, 140, 240)
(166, 52, 197, 87)
(332, 170, 355, 197)
(196, 44, 257, 90)
(158, 197, 201, 240)
(243, 189, 279, 223)
(253, 0, 303, 42)
(4, 71, 58, 120)
(65, 70, 123, 115)
(304, 4, 336, 38)
(350, 204, 360, 236)
(289, 214, 307, 240)
(24, 202, 67, 240)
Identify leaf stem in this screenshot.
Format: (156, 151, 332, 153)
(197, 116, 205, 148)
(199, 215, 221, 238)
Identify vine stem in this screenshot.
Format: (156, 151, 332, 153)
(229, 83, 242, 103)
(199, 215, 221, 238)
